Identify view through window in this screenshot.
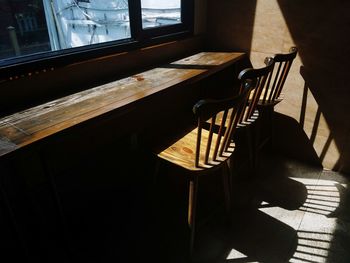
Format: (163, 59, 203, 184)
(48, 0, 131, 49)
(0, 0, 51, 59)
(141, 0, 181, 29)
(0, 0, 184, 62)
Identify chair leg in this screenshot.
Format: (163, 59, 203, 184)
(188, 176, 199, 258)
(246, 126, 256, 172)
(253, 125, 258, 171)
(226, 160, 233, 192)
(269, 107, 275, 150)
(222, 162, 232, 214)
(254, 116, 263, 170)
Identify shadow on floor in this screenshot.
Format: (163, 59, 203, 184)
(194, 208, 298, 263)
(271, 112, 322, 169)
(22, 138, 350, 263)
(191, 152, 350, 263)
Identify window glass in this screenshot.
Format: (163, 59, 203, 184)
(141, 0, 181, 29)
(49, 0, 130, 49)
(0, 0, 192, 69)
(0, 0, 51, 60)
(0, 0, 131, 60)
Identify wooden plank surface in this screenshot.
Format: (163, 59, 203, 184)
(0, 52, 245, 158)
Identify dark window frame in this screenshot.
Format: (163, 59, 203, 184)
(0, 0, 194, 80)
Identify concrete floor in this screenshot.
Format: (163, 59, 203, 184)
(188, 152, 350, 263)
(52, 142, 350, 263)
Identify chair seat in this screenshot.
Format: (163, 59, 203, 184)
(157, 127, 235, 171)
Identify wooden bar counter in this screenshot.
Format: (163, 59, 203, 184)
(0, 52, 245, 159)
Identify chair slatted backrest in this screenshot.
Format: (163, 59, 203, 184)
(192, 87, 251, 168)
(237, 58, 275, 122)
(260, 47, 298, 104)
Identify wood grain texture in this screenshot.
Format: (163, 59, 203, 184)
(158, 127, 235, 171)
(157, 91, 248, 172)
(0, 52, 245, 158)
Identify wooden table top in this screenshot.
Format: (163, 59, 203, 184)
(0, 52, 245, 158)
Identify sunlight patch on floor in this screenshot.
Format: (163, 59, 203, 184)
(258, 176, 344, 262)
(226, 249, 255, 262)
(290, 231, 334, 263)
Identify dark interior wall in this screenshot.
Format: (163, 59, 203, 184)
(206, 0, 256, 53)
(206, 0, 350, 174)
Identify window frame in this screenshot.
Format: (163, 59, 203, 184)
(0, 0, 194, 80)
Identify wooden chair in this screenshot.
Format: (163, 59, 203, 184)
(211, 58, 276, 170)
(258, 46, 298, 107)
(257, 47, 298, 149)
(152, 85, 251, 258)
(235, 57, 276, 169)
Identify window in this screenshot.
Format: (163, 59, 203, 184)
(0, 1, 51, 60)
(141, 0, 181, 29)
(0, 0, 193, 77)
(48, 0, 131, 49)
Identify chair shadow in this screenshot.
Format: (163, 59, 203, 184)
(194, 208, 298, 263)
(272, 112, 322, 168)
(328, 182, 350, 262)
(277, 0, 350, 174)
(252, 149, 311, 211)
(192, 154, 312, 263)
(256, 176, 308, 211)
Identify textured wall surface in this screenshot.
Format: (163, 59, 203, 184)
(207, 0, 350, 174)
